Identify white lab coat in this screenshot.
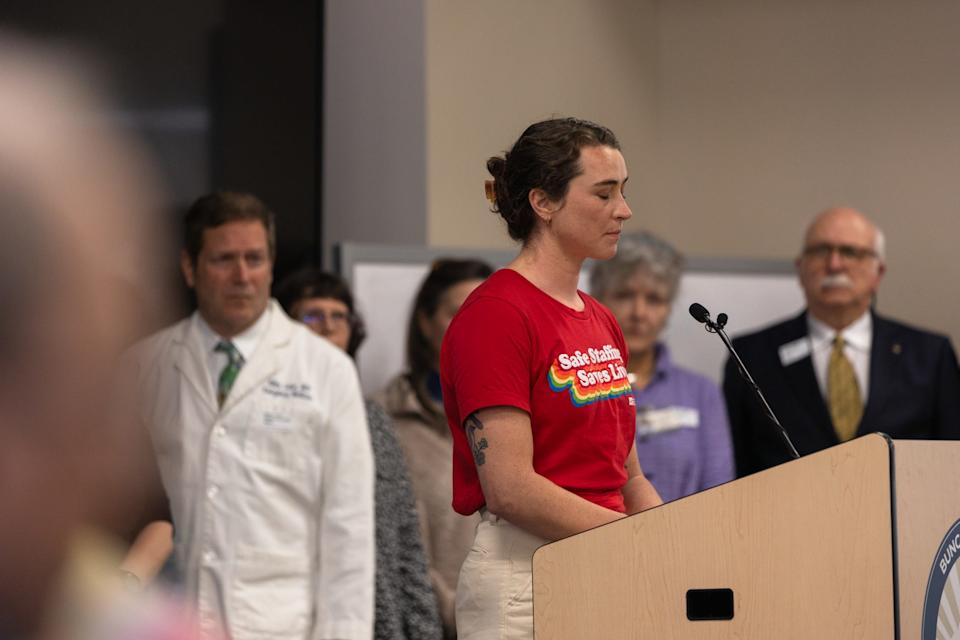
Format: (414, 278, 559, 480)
(132, 300, 375, 640)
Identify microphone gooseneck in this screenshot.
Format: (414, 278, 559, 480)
(690, 302, 800, 460)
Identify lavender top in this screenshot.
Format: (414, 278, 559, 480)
(633, 344, 735, 503)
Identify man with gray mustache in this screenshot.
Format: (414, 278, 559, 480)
(723, 206, 960, 476)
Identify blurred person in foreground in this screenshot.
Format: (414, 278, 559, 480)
(372, 258, 492, 638)
(131, 192, 375, 639)
(590, 232, 734, 502)
(724, 206, 960, 476)
(276, 268, 443, 640)
(0, 33, 198, 640)
(441, 118, 662, 639)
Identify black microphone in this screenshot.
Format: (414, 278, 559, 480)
(689, 302, 710, 324)
(689, 302, 800, 460)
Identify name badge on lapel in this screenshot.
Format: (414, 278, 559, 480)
(636, 406, 700, 438)
(778, 337, 811, 367)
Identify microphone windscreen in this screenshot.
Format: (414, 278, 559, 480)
(689, 303, 710, 324)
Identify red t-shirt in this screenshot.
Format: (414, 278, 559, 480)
(440, 269, 636, 516)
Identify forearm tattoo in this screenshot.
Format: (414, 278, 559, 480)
(465, 412, 489, 466)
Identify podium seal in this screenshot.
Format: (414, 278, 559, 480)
(921, 518, 960, 639)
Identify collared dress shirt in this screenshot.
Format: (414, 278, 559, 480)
(196, 307, 270, 398)
(807, 311, 872, 404)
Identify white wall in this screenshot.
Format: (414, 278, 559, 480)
(422, 0, 960, 342)
(650, 0, 960, 338)
(425, 0, 660, 249)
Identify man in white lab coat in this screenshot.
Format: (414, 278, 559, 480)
(133, 191, 374, 640)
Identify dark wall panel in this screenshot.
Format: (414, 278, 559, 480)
(213, 0, 322, 280)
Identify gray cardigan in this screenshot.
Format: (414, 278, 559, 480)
(365, 399, 443, 639)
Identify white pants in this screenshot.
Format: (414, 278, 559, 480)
(455, 511, 548, 640)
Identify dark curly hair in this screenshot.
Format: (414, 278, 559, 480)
(487, 117, 621, 243)
(274, 268, 367, 358)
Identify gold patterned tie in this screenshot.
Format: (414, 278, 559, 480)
(827, 334, 862, 442)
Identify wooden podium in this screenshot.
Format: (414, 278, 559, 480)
(532, 434, 960, 639)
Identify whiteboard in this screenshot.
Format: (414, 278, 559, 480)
(666, 271, 805, 382)
(337, 243, 805, 395)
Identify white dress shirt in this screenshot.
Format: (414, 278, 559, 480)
(196, 307, 270, 398)
(808, 311, 872, 404)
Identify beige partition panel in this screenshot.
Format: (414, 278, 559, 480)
(532, 434, 897, 639)
(892, 440, 960, 639)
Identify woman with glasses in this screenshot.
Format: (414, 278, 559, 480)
(590, 231, 735, 503)
(373, 258, 493, 639)
(276, 268, 443, 640)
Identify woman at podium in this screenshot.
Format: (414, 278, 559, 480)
(440, 117, 663, 639)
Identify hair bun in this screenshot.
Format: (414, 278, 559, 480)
(486, 155, 506, 178)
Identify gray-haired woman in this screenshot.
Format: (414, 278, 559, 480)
(591, 231, 735, 502)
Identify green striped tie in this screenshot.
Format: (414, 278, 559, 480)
(214, 341, 244, 408)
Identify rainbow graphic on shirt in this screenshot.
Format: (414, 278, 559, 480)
(548, 344, 632, 407)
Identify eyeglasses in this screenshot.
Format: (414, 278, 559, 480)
(802, 243, 878, 262)
(299, 309, 352, 328)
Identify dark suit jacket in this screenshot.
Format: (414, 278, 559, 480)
(723, 310, 960, 476)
